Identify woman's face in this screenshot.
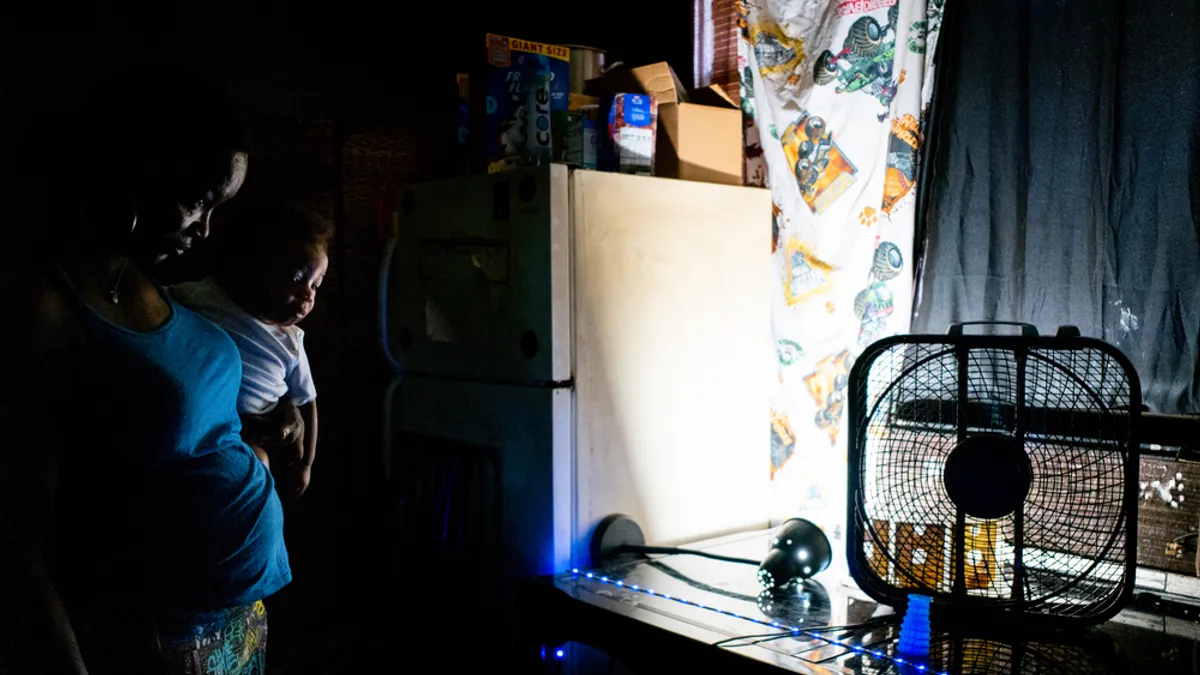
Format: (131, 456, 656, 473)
(135, 151, 248, 263)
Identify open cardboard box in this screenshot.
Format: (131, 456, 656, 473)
(585, 62, 742, 186)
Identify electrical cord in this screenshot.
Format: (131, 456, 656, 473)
(616, 544, 760, 566)
(713, 630, 805, 649)
(712, 616, 894, 649)
(644, 561, 760, 603)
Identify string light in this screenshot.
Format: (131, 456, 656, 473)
(567, 568, 949, 675)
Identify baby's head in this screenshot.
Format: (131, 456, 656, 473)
(216, 199, 333, 326)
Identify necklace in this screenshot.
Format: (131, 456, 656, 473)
(107, 260, 128, 304)
(92, 259, 129, 305)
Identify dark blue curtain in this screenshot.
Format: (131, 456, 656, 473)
(913, 0, 1200, 414)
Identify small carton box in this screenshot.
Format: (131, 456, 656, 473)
(483, 34, 570, 173)
(586, 62, 742, 185)
(602, 93, 657, 175)
(563, 103, 600, 169)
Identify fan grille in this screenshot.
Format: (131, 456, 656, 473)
(849, 338, 1137, 623)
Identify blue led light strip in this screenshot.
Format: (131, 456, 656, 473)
(569, 569, 947, 675)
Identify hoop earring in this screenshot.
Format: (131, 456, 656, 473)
(77, 194, 139, 248)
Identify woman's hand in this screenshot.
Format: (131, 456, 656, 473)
(240, 404, 304, 463)
(274, 403, 304, 452)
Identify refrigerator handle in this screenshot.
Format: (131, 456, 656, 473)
(379, 234, 402, 373)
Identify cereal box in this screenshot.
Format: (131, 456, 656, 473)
(484, 34, 570, 173)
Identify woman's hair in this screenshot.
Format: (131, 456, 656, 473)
(79, 63, 250, 197)
(211, 198, 334, 281)
(11, 63, 250, 251)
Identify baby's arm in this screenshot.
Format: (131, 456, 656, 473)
(293, 400, 318, 497)
(285, 334, 318, 497)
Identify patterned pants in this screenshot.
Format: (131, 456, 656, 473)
(156, 601, 269, 675)
(73, 600, 268, 675)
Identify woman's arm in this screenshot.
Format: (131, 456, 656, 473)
(239, 412, 278, 456)
(4, 270, 89, 674)
(24, 452, 89, 675)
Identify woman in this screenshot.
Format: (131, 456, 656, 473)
(1, 65, 289, 674)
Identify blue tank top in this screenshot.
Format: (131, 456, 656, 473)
(51, 269, 291, 612)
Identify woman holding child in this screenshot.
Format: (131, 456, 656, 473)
(1, 66, 291, 674)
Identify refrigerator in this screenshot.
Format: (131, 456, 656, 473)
(380, 164, 773, 652)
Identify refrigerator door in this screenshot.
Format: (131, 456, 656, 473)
(386, 164, 570, 383)
(571, 170, 774, 559)
(386, 375, 571, 666)
(389, 375, 573, 581)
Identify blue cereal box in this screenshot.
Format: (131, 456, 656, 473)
(485, 34, 570, 173)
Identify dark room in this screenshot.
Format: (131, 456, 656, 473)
(2, 1, 1200, 673)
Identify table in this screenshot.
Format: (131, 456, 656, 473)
(518, 528, 1200, 674)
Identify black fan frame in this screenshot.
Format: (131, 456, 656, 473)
(846, 330, 1141, 629)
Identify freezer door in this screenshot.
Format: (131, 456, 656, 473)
(388, 375, 573, 580)
(385, 164, 570, 382)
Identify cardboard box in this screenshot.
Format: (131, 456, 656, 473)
(568, 93, 600, 110)
(585, 62, 742, 185)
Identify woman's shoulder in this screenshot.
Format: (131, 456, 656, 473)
(2, 255, 77, 345)
(0, 255, 82, 396)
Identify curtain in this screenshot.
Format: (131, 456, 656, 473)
(739, 0, 946, 537)
(911, 0, 1200, 415)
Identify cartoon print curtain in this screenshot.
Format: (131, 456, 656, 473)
(737, 0, 945, 543)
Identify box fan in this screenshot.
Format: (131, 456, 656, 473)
(847, 322, 1140, 626)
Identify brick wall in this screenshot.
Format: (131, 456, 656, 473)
(695, 0, 742, 103)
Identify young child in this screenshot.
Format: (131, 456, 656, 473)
(172, 199, 332, 497)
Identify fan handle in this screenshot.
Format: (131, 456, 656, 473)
(947, 321, 1039, 337)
